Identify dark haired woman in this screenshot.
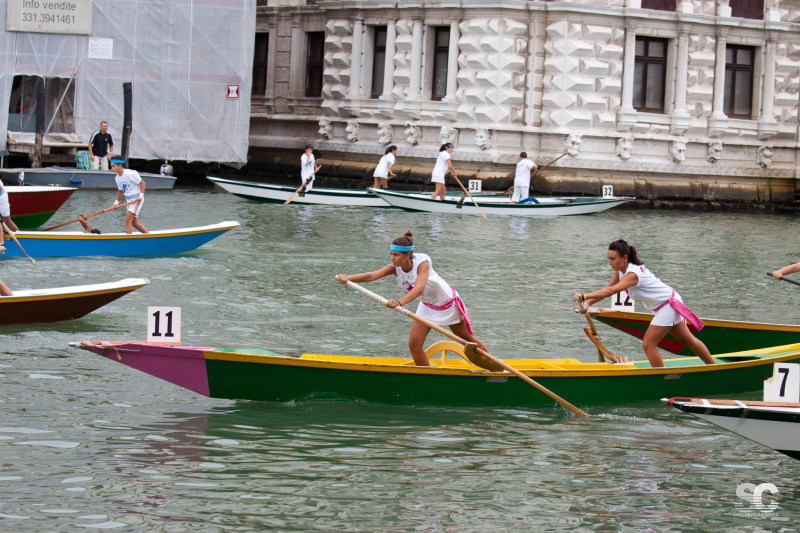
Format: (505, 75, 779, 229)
(430, 143, 456, 200)
(373, 145, 397, 189)
(573, 239, 715, 368)
(337, 230, 487, 366)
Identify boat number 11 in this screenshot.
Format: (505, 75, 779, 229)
(147, 306, 182, 343)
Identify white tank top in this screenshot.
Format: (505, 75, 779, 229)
(395, 253, 453, 306)
(620, 262, 674, 311)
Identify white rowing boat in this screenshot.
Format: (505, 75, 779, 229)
(207, 177, 389, 207)
(368, 188, 634, 216)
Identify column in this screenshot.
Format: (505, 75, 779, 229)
(380, 20, 396, 100)
(616, 26, 638, 130)
(348, 19, 363, 100)
(288, 21, 303, 97)
(670, 31, 691, 135)
(759, 40, 778, 139)
(708, 32, 727, 136)
(409, 20, 423, 101)
(444, 20, 459, 101)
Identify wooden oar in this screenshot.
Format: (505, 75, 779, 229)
(767, 272, 800, 287)
(342, 279, 589, 416)
(40, 198, 140, 231)
(284, 171, 319, 205)
(1, 220, 36, 264)
(575, 302, 628, 363)
(450, 175, 486, 218)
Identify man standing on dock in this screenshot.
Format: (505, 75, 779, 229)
(88, 121, 114, 170)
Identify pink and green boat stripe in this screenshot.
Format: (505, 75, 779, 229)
(595, 310, 800, 356)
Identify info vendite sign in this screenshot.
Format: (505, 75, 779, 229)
(6, 0, 92, 34)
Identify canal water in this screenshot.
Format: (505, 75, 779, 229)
(1, 187, 798, 531)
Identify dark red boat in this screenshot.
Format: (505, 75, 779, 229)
(5, 185, 76, 229)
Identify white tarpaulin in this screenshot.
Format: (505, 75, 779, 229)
(1, 0, 254, 163)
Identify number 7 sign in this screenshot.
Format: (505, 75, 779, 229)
(147, 306, 182, 343)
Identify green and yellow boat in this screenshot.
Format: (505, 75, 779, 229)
(593, 309, 800, 356)
(71, 339, 800, 408)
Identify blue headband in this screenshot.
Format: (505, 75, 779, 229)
(110, 158, 126, 164)
(390, 244, 414, 252)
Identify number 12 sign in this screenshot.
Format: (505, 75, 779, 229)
(147, 306, 182, 343)
(610, 291, 635, 312)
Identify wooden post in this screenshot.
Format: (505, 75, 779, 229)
(121, 82, 132, 165)
(33, 77, 45, 168)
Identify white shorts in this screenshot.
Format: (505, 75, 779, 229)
(125, 196, 143, 216)
(414, 293, 466, 327)
(431, 174, 445, 185)
(650, 301, 685, 327)
(0, 191, 10, 217)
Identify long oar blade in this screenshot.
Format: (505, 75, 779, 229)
(40, 198, 139, 231)
(342, 279, 589, 416)
(767, 272, 800, 287)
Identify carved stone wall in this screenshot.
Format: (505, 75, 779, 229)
(456, 18, 528, 125)
(541, 20, 624, 131)
(321, 19, 352, 117)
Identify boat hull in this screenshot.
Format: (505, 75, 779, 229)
(595, 310, 800, 355)
(72, 340, 800, 407)
(666, 398, 800, 460)
(6, 185, 76, 229)
(0, 278, 149, 325)
(370, 188, 634, 216)
(0, 167, 177, 189)
(207, 176, 388, 207)
(0, 221, 239, 258)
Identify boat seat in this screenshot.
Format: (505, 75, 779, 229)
(425, 341, 474, 367)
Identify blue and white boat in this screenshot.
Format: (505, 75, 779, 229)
(0, 221, 239, 258)
(207, 176, 389, 207)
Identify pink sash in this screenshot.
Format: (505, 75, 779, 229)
(420, 286, 473, 334)
(652, 290, 704, 332)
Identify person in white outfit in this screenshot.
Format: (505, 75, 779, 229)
(337, 230, 488, 366)
(430, 143, 456, 200)
(511, 152, 538, 203)
(373, 145, 397, 189)
(0, 181, 19, 232)
(300, 144, 321, 192)
(573, 239, 715, 368)
(110, 156, 148, 234)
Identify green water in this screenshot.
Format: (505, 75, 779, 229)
(0, 188, 797, 531)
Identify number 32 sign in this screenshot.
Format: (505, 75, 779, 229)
(147, 306, 182, 343)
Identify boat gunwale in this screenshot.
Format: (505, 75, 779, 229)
(8, 221, 240, 240)
(596, 309, 800, 332)
(1, 278, 149, 303)
(86, 341, 800, 378)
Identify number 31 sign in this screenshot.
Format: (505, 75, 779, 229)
(147, 306, 181, 343)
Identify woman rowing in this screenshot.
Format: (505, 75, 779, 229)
(336, 230, 488, 366)
(573, 239, 715, 368)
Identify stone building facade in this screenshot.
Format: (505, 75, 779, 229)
(251, 0, 800, 202)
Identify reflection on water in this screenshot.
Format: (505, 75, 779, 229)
(1, 190, 798, 530)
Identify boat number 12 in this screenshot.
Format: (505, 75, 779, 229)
(468, 180, 482, 192)
(147, 306, 182, 343)
(610, 292, 635, 312)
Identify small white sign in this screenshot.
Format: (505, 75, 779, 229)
(468, 179, 481, 192)
(764, 363, 800, 402)
(88, 37, 113, 59)
(602, 185, 614, 198)
(147, 306, 181, 343)
(227, 84, 240, 99)
(610, 291, 635, 312)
